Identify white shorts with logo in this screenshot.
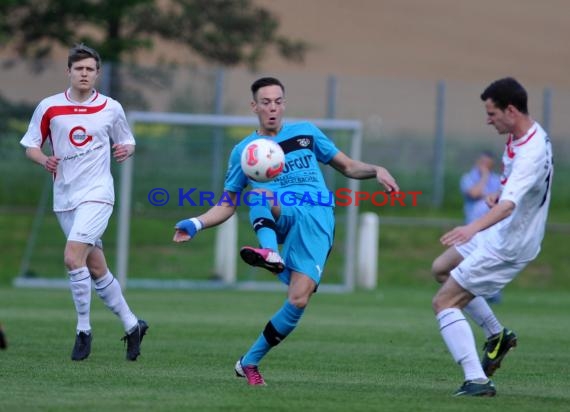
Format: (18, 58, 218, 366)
(451, 231, 529, 298)
(55, 202, 113, 249)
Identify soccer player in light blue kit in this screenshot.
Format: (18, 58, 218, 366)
(173, 77, 399, 385)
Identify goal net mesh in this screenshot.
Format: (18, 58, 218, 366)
(15, 112, 363, 293)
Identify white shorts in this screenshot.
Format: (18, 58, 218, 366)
(56, 202, 113, 248)
(451, 231, 528, 298)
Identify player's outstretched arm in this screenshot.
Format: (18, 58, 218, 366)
(173, 218, 203, 243)
(440, 199, 515, 246)
(173, 192, 239, 243)
(329, 151, 399, 193)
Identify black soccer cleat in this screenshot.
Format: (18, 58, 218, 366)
(453, 379, 496, 397)
(71, 331, 92, 361)
(481, 328, 517, 377)
(0, 324, 7, 349)
(121, 319, 148, 361)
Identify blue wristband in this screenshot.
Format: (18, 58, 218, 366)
(175, 218, 203, 237)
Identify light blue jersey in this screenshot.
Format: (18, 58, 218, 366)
(224, 122, 339, 204)
(224, 121, 340, 285)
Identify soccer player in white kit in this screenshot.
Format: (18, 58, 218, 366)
(431, 77, 553, 396)
(20, 44, 148, 361)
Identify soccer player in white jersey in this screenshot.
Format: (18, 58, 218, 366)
(431, 77, 553, 396)
(20, 44, 148, 361)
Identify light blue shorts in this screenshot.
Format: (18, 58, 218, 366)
(274, 204, 335, 286)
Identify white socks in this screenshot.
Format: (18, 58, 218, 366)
(464, 296, 503, 338)
(437, 308, 487, 381)
(94, 271, 138, 332)
(69, 267, 92, 333)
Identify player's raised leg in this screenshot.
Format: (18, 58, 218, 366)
(240, 190, 284, 273)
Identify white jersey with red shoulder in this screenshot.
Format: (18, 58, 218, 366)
(20, 89, 135, 212)
(486, 121, 553, 262)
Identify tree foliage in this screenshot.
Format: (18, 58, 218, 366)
(0, 0, 308, 69)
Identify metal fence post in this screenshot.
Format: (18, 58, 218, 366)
(212, 67, 225, 192)
(542, 87, 552, 135)
(432, 80, 446, 208)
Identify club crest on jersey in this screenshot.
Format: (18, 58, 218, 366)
(297, 137, 311, 147)
(69, 126, 93, 147)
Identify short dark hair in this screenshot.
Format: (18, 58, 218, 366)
(68, 43, 101, 70)
(480, 77, 528, 114)
(251, 77, 285, 99)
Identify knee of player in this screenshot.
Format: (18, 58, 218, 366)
(432, 287, 463, 314)
(63, 253, 84, 270)
(433, 271, 449, 284)
(431, 259, 449, 283)
(288, 294, 310, 309)
(431, 294, 445, 314)
(88, 267, 108, 279)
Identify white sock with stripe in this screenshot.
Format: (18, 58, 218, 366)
(464, 296, 503, 338)
(69, 267, 92, 333)
(94, 271, 138, 332)
(437, 308, 487, 381)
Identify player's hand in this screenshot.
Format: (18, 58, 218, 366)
(485, 193, 499, 208)
(376, 167, 399, 193)
(112, 144, 134, 163)
(43, 156, 60, 173)
(440, 225, 477, 246)
(173, 229, 191, 243)
(173, 218, 201, 243)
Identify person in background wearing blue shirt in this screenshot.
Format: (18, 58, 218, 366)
(461, 151, 503, 304)
(173, 77, 399, 386)
(461, 151, 501, 225)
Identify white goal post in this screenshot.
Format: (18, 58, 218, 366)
(118, 112, 364, 292)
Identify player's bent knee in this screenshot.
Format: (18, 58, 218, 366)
(433, 271, 449, 284)
(64, 254, 84, 270)
(288, 295, 310, 309)
(432, 294, 445, 314)
(431, 260, 450, 284)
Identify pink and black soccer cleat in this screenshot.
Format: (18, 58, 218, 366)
(240, 247, 285, 274)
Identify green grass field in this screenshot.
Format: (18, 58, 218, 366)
(1, 156, 569, 410)
(0, 286, 568, 411)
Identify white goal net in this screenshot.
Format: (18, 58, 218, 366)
(15, 112, 364, 293)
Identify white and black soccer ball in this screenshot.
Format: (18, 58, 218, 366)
(240, 138, 285, 182)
